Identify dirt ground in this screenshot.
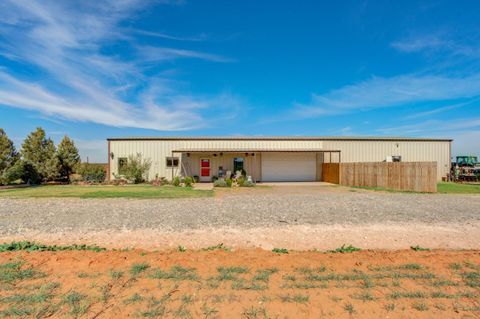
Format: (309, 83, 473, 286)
(0, 249, 479, 318)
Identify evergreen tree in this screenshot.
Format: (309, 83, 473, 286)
(56, 135, 80, 181)
(21, 127, 58, 182)
(0, 128, 19, 184)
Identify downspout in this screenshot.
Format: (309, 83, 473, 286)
(107, 140, 111, 181)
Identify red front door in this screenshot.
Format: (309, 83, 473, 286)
(200, 159, 211, 181)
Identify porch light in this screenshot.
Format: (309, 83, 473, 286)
(110, 152, 114, 160)
(187, 153, 190, 157)
(245, 153, 249, 156)
(219, 152, 223, 156)
(213, 153, 217, 157)
(251, 153, 255, 156)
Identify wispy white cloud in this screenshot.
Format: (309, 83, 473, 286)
(0, 0, 236, 131)
(294, 74, 480, 117)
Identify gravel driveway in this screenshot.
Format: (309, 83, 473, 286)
(1, 186, 479, 235)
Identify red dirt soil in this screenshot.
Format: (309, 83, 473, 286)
(1, 249, 479, 318)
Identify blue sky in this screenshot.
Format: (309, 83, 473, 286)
(0, 0, 479, 162)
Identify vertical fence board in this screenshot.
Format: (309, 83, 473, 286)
(331, 162, 437, 193)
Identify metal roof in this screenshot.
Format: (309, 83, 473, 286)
(172, 148, 341, 153)
(108, 136, 453, 142)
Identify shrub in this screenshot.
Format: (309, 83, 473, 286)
(172, 176, 181, 187)
(76, 163, 106, 183)
(236, 175, 245, 186)
(211, 176, 218, 182)
(184, 176, 194, 187)
(214, 178, 228, 187)
(242, 180, 255, 187)
(225, 178, 233, 187)
(151, 175, 169, 186)
(120, 154, 151, 184)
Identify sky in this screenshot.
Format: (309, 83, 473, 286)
(0, 0, 479, 162)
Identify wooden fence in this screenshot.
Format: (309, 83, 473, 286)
(323, 162, 437, 193)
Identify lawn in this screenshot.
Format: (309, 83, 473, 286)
(0, 185, 213, 199)
(437, 182, 480, 194)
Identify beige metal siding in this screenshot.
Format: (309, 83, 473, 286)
(109, 139, 450, 181)
(322, 140, 450, 181)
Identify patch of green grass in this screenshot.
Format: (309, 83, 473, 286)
(124, 293, 144, 305)
(437, 182, 480, 194)
(449, 263, 462, 270)
(344, 302, 355, 314)
(272, 248, 289, 254)
(0, 185, 213, 199)
(0, 241, 106, 252)
(242, 306, 268, 319)
(327, 244, 361, 253)
(130, 262, 150, 277)
(351, 291, 376, 301)
(201, 303, 218, 319)
(460, 271, 480, 287)
(390, 291, 426, 299)
(253, 268, 278, 283)
(412, 302, 429, 311)
(150, 265, 199, 281)
(231, 278, 267, 291)
(279, 294, 309, 303)
(63, 291, 90, 317)
(202, 243, 230, 252)
(0, 261, 44, 284)
(431, 279, 459, 287)
(109, 269, 124, 280)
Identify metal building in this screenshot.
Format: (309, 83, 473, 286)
(107, 136, 452, 182)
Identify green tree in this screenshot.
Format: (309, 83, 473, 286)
(56, 135, 80, 181)
(21, 127, 58, 182)
(0, 128, 19, 184)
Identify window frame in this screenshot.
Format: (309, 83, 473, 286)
(118, 157, 128, 175)
(166, 156, 179, 168)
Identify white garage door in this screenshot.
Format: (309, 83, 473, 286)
(261, 152, 316, 182)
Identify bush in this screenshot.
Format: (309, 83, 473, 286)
(120, 154, 151, 184)
(172, 176, 181, 187)
(225, 178, 233, 187)
(241, 180, 255, 187)
(213, 178, 228, 187)
(151, 175, 169, 186)
(236, 175, 245, 186)
(211, 176, 218, 182)
(184, 176, 194, 187)
(76, 163, 106, 183)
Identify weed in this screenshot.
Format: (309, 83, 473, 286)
(351, 291, 375, 301)
(253, 268, 278, 283)
(0, 260, 44, 284)
(178, 245, 187, 252)
(280, 294, 309, 303)
(460, 271, 480, 287)
(384, 303, 395, 311)
(63, 291, 89, 317)
(449, 263, 462, 270)
(130, 262, 150, 276)
(109, 269, 124, 280)
(0, 241, 106, 252)
(202, 243, 230, 252)
(202, 303, 219, 318)
(431, 291, 455, 299)
(344, 302, 355, 314)
(242, 306, 268, 319)
(410, 245, 430, 251)
(390, 291, 426, 299)
(150, 265, 199, 281)
(140, 306, 166, 318)
(328, 244, 361, 253)
(330, 296, 342, 302)
(431, 279, 458, 287)
(181, 294, 194, 305)
(399, 263, 423, 270)
(272, 248, 288, 254)
(232, 278, 267, 291)
(124, 293, 144, 304)
(434, 303, 446, 311)
(412, 302, 429, 311)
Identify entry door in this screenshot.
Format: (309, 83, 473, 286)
(200, 158, 211, 182)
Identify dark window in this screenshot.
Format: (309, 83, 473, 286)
(233, 157, 244, 172)
(166, 157, 179, 167)
(118, 157, 128, 174)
